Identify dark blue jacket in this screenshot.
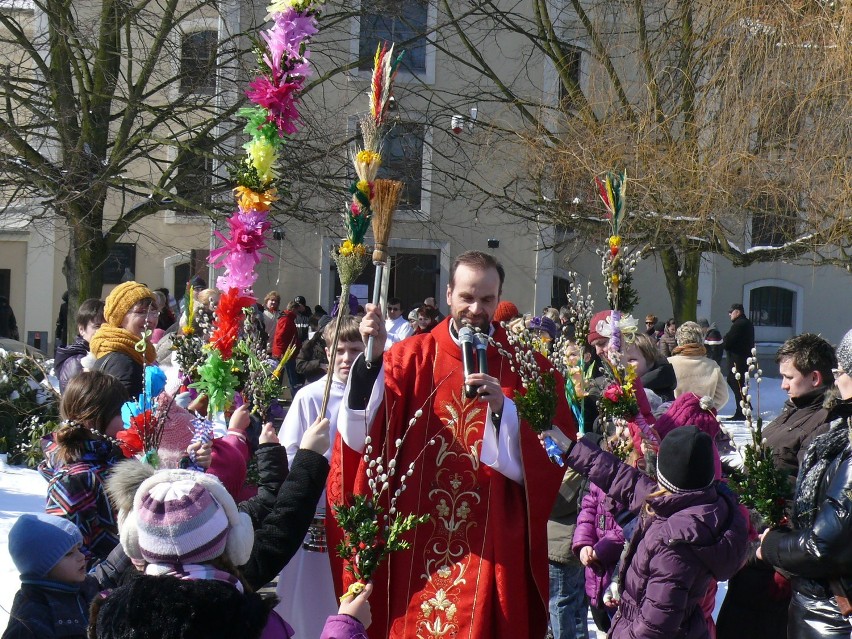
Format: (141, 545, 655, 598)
(2, 578, 98, 639)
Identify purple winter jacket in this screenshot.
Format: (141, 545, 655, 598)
(571, 481, 625, 606)
(320, 615, 369, 639)
(566, 439, 749, 639)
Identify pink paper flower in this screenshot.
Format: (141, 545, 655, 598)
(245, 75, 303, 135)
(209, 211, 272, 268)
(603, 384, 624, 403)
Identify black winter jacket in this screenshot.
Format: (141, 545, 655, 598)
(761, 401, 852, 639)
(294, 332, 328, 384)
(763, 387, 831, 489)
(2, 579, 99, 639)
(640, 361, 677, 403)
(91, 351, 143, 397)
(723, 315, 754, 371)
(89, 575, 277, 639)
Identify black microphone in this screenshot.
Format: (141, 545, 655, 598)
(474, 332, 489, 378)
(459, 326, 478, 398)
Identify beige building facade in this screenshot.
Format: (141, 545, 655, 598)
(1, 0, 848, 361)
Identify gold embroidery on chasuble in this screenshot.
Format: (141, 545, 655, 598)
(416, 363, 487, 639)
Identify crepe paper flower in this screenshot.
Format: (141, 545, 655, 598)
(244, 137, 278, 184)
(191, 350, 241, 415)
(210, 211, 272, 267)
(338, 239, 368, 258)
(238, 107, 281, 145)
(234, 186, 277, 212)
(245, 76, 303, 136)
(121, 367, 168, 425)
(116, 424, 144, 458)
(262, 9, 318, 80)
(209, 288, 256, 360)
(264, 0, 322, 21)
(354, 150, 381, 183)
(216, 266, 259, 292)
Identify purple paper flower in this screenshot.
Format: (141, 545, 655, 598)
(261, 9, 318, 81)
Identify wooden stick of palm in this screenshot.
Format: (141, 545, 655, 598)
(365, 178, 403, 367)
(319, 291, 349, 418)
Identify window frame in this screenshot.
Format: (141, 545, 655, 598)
(179, 29, 219, 96)
(351, 0, 436, 85)
(349, 116, 432, 219)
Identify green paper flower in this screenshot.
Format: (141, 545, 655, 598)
(191, 351, 241, 415)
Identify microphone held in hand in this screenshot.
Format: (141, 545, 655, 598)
(474, 332, 489, 378)
(459, 326, 479, 398)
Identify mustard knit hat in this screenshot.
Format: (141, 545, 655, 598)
(104, 281, 155, 327)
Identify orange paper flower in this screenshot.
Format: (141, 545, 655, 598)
(234, 186, 278, 212)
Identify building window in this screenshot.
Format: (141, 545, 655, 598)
(354, 122, 424, 210)
(750, 193, 797, 248)
(181, 30, 217, 95)
(557, 45, 582, 107)
(359, 0, 428, 74)
(175, 137, 214, 210)
(749, 286, 794, 327)
(551, 275, 571, 310)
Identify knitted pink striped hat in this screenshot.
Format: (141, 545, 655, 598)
(121, 469, 253, 566)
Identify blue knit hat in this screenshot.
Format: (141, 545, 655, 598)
(9, 514, 83, 579)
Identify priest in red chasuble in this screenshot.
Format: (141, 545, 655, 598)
(327, 251, 578, 639)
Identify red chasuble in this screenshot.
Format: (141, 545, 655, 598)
(327, 318, 577, 639)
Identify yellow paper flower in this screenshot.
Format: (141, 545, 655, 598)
(339, 240, 367, 257)
(244, 138, 277, 184)
(354, 149, 381, 182)
(609, 235, 621, 248)
(265, 0, 321, 19)
(356, 149, 380, 166)
(356, 180, 371, 196)
(611, 274, 620, 285)
(234, 186, 277, 212)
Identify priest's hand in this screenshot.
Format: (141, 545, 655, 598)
(466, 372, 505, 414)
(360, 303, 387, 363)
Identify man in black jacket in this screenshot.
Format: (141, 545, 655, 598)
(723, 303, 755, 420)
(763, 333, 836, 486)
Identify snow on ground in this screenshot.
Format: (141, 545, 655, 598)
(0, 378, 791, 634)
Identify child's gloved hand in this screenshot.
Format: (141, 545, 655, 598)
(300, 416, 330, 455)
(603, 580, 621, 608)
(258, 421, 279, 446)
(338, 581, 373, 628)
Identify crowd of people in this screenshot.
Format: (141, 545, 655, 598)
(3, 252, 852, 639)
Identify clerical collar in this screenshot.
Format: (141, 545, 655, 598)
(448, 320, 494, 346)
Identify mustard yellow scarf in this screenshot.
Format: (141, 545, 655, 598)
(90, 325, 156, 366)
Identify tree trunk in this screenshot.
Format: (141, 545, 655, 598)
(659, 247, 701, 324)
(62, 205, 108, 343)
